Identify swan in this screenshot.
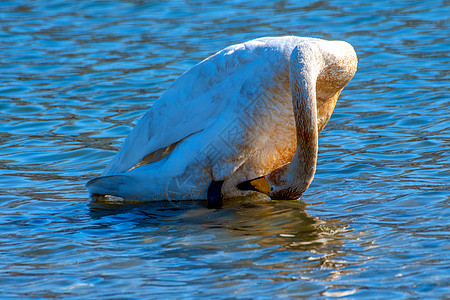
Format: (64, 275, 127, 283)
(86, 36, 357, 206)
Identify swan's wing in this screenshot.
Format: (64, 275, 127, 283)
(103, 39, 274, 175)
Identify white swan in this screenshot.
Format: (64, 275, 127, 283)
(86, 36, 357, 205)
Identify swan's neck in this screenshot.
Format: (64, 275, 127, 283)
(268, 44, 321, 199)
(289, 63, 319, 192)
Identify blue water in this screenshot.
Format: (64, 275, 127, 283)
(1, 0, 449, 298)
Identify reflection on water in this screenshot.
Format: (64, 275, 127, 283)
(89, 198, 344, 251)
(0, 0, 449, 298)
(88, 197, 358, 285)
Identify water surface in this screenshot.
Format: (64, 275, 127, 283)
(0, 0, 449, 298)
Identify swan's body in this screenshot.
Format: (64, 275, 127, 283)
(86, 36, 357, 201)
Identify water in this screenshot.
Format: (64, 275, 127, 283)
(1, 0, 449, 298)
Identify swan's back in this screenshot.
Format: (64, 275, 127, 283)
(102, 36, 318, 176)
(100, 36, 356, 182)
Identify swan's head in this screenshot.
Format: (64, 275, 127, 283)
(237, 174, 306, 200)
(267, 185, 303, 200)
(265, 166, 309, 200)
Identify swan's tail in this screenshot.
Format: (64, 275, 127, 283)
(85, 174, 131, 199)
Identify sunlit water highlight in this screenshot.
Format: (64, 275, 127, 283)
(0, 0, 449, 298)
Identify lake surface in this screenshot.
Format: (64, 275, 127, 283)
(1, 0, 449, 298)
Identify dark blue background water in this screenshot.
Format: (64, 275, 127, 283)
(1, 0, 449, 298)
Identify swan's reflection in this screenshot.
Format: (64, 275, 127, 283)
(88, 195, 351, 252)
(88, 196, 358, 283)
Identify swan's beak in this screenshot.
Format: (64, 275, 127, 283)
(237, 177, 271, 196)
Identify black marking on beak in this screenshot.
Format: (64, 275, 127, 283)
(237, 176, 271, 196)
